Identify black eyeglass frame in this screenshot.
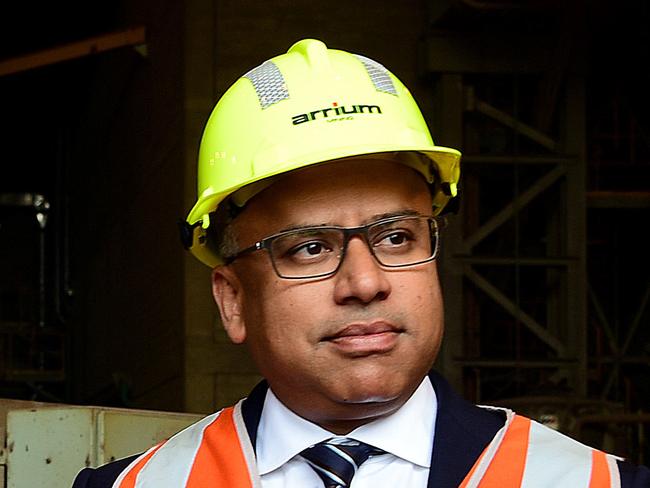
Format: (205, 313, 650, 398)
(225, 215, 442, 280)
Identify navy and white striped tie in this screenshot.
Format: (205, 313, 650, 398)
(299, 438, 385, 488)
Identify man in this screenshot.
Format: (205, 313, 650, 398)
(73, 39, 649, 487)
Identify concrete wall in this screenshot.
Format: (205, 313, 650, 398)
(71, 1, 185, 411)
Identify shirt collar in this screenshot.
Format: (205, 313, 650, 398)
(256, 377, 437, 475)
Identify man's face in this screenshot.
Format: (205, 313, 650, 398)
(212, 158, 444, 433)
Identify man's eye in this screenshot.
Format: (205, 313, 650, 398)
(289, 241, 332, 259)
(377, 231, 410, 247)
(303, 242, 325, 255)
(388, 233, 407, 245)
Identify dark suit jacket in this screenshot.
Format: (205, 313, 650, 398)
(73, 371, 650, 487)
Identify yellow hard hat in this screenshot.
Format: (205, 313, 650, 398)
(182, 38, 461, 267)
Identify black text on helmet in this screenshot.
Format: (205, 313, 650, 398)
(291, 102, 382, 125)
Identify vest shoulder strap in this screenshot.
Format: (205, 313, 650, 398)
(112, 401, 260, 488)
(461, 411, 622, 488)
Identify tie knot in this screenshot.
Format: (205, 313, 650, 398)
(300, 438, 385, 487)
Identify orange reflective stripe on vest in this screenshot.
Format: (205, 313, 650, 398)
(185, 407, 254, 487)
(590, 450, 613, 487)
(459, 415, 530, 488)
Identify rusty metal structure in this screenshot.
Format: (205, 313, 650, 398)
(428, 0, 650, 464)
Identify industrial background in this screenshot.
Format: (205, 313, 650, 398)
(1, 0, 649, 467)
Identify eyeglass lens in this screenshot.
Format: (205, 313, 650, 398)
(269, 216, 437, 278)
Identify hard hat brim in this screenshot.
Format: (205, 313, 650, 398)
(185, 146, 461, 268)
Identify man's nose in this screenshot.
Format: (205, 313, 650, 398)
(333, 236, 391, 305)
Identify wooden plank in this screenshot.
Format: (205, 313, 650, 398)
(0, 27, 146, 77)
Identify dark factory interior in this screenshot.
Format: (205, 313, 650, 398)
(1, 0, 649, 469)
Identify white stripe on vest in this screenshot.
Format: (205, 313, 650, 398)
(522, 421, 594, 487)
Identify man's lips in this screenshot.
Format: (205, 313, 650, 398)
(323, 321, 403, 355)
(326, 321, 400, 339)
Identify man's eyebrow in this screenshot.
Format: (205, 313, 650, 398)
(364, 209, 420, 225)
(275, 223, 330, 234)
(275, 209, 423, 233)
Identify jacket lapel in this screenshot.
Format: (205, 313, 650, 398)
(240, 379, 269, 454)
(427, 371, 505, 488)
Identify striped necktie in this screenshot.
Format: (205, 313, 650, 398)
(299, 438, 385, 487)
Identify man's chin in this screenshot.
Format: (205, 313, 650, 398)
(331, 370, 425, 412)
(338, 391, 399, 404)
(334, 384, 404, 409)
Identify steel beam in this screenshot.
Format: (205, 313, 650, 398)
(464, 267, 566, 354)
(562, 75, 588, 395)
(456, 256, 574, 267)
(463, 155, 575, 165)
(425, 30, 552, 74)
(463, 165, 566, 252)
(435, 74, 465, 391)
(466, 90, 557, 150)
(587, 191, 650, 208)
(456, 359, 577, 368)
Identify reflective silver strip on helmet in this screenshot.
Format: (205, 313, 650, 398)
(354, 54, 397, 96)
(243, 61, 290, 109)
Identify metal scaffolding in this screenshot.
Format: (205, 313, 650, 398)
(425, 0, 650, 463)
(433, 70, 587, 402)
(422, 0, 585, 400)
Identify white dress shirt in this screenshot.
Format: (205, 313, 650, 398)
(256, 377, 437, 487)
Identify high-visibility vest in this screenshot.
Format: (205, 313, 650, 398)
(112, 402, 621, 488)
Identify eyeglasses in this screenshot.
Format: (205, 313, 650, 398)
(226, 215, 441, 279)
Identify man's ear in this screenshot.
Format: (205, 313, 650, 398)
(211, 265, 247, 344)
